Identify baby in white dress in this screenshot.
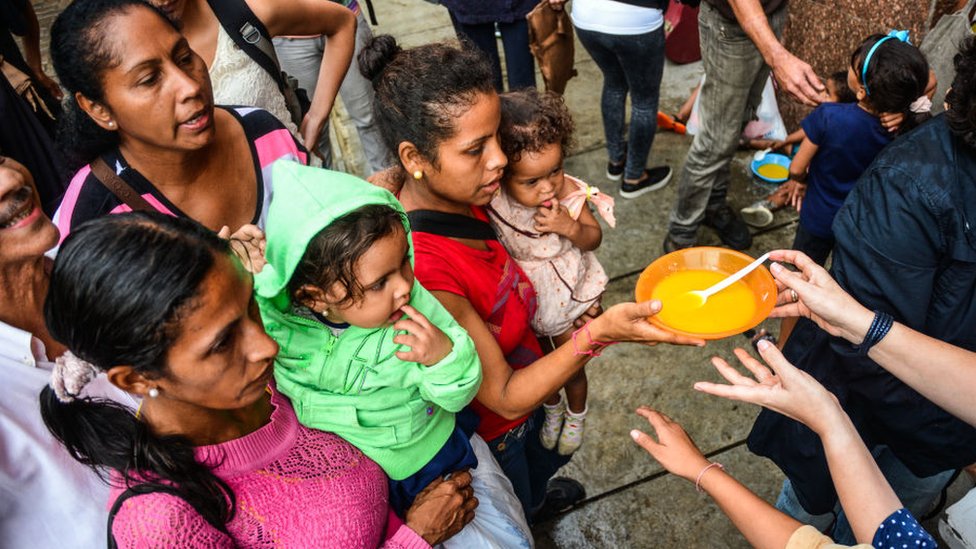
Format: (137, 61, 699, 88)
(487, 89, 615, 456)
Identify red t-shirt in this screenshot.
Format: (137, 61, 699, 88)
(412, 207, 541, 441)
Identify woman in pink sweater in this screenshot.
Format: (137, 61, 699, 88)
(39, 212, 476, 547)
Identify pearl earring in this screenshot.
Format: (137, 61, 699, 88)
(413, 170, 423, 180)
(108, 121, 116, 128)
(148, 387, 159, 398)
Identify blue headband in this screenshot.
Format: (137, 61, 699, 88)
(861, 30, 911, 96)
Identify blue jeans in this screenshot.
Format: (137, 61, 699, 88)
(775, 445, 954, 545)
(575, 25, 666, 181)
(486, 408, 572, 520)
(449, 15, 536, 91)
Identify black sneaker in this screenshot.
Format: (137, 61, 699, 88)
(662, 234, 696, 255)
(703, 204, 753, 250)
(606, 146, 626, 181)
(532, 477, 586, 523)
(620, 166, 672, 199)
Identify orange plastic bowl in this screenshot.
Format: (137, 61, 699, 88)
(635, 247, 778, 340)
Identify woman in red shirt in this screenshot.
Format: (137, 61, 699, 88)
(360, 34, 703, 521)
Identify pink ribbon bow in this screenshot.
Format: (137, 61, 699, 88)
(560, 175, 616, 228)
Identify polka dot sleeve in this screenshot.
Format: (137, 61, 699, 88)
(871, 508, 936, 549)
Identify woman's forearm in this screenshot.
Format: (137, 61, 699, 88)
(308, 14, 355, 122)
(697, 469, 803, 549)
(868, 322, 976, 427)
(817, 409, 902, 543)
(433, 290, 594, 420)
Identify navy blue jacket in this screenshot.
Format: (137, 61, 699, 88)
(749, 114, 976, 513)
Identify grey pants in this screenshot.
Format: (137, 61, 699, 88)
(273, 12, 392, 175)
(667, 1, 786, 243)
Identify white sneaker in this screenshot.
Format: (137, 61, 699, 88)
(540, 397, 565, 450)
(740, 200, 775, 228)
(557, 406, 587, 456)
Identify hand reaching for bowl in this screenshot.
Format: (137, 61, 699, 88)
(693, 342, 845, 436)
(629, 407, 711, 481)
(766, 250, 874, 345)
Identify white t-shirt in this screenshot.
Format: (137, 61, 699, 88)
(0, 322, 138, 548)
(571, 0, 665, 35)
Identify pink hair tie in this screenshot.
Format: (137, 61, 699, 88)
(910, 95, 932, 114)
(695, 462, 725, 493)
(571, 321, 616, 357)
(51, 351, 99, 403)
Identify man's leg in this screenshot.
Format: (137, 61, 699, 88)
(666, 2, 783, 247)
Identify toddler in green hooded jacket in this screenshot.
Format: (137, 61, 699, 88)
(255, 161, 483, 514)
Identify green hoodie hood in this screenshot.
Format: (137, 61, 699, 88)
(254, 161, 481, 480)
(256, 160, 412, 306)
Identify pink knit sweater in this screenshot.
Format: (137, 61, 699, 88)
(109, 389, 430, 548)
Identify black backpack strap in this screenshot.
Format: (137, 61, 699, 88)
(205, 0, 286, 92)
(362, 0, 378, 26)
(106, 484, 191, 548)
(407, 210, 497, 241)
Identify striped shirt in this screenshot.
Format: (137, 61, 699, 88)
(54, 106, 307, 242)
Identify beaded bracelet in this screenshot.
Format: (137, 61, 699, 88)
(571, 321, 617, 357)
(695, 462, 725, 493)
(856, 310, 894, 356)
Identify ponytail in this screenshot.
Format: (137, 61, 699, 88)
(39, 387, 235, 530)
(850, 34, 930, 135)
(56, 100, 119, 172)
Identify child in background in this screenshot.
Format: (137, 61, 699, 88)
(786, 32, 930, 266)
(740, 71, 856, 228)
(486, 89, 615, 456)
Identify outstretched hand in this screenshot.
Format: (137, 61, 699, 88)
(629, 407, 710, 481)
(770, 50, 825, 107)
(591, 300, 706, 347)
(693, 341, 844, 435)
(219, 224, 267, 273)
(765, 250, 872, 344)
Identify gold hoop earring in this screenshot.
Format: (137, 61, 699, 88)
(413, 170, 423, 180)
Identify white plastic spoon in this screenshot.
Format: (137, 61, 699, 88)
(673, 252, 772, 310)
(753, 147, 772, 162)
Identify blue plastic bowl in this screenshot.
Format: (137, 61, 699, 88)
(750, 153, 791, 184)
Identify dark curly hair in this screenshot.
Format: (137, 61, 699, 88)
(359, 34, 495, 165)
(828, 71, 856, 103)
(289, 204, 406, 308)
(51, 0, 178, 170)
(850, 34, 930, 134)
(946, 35, 976, 149)
(498, 89, 576, 170)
